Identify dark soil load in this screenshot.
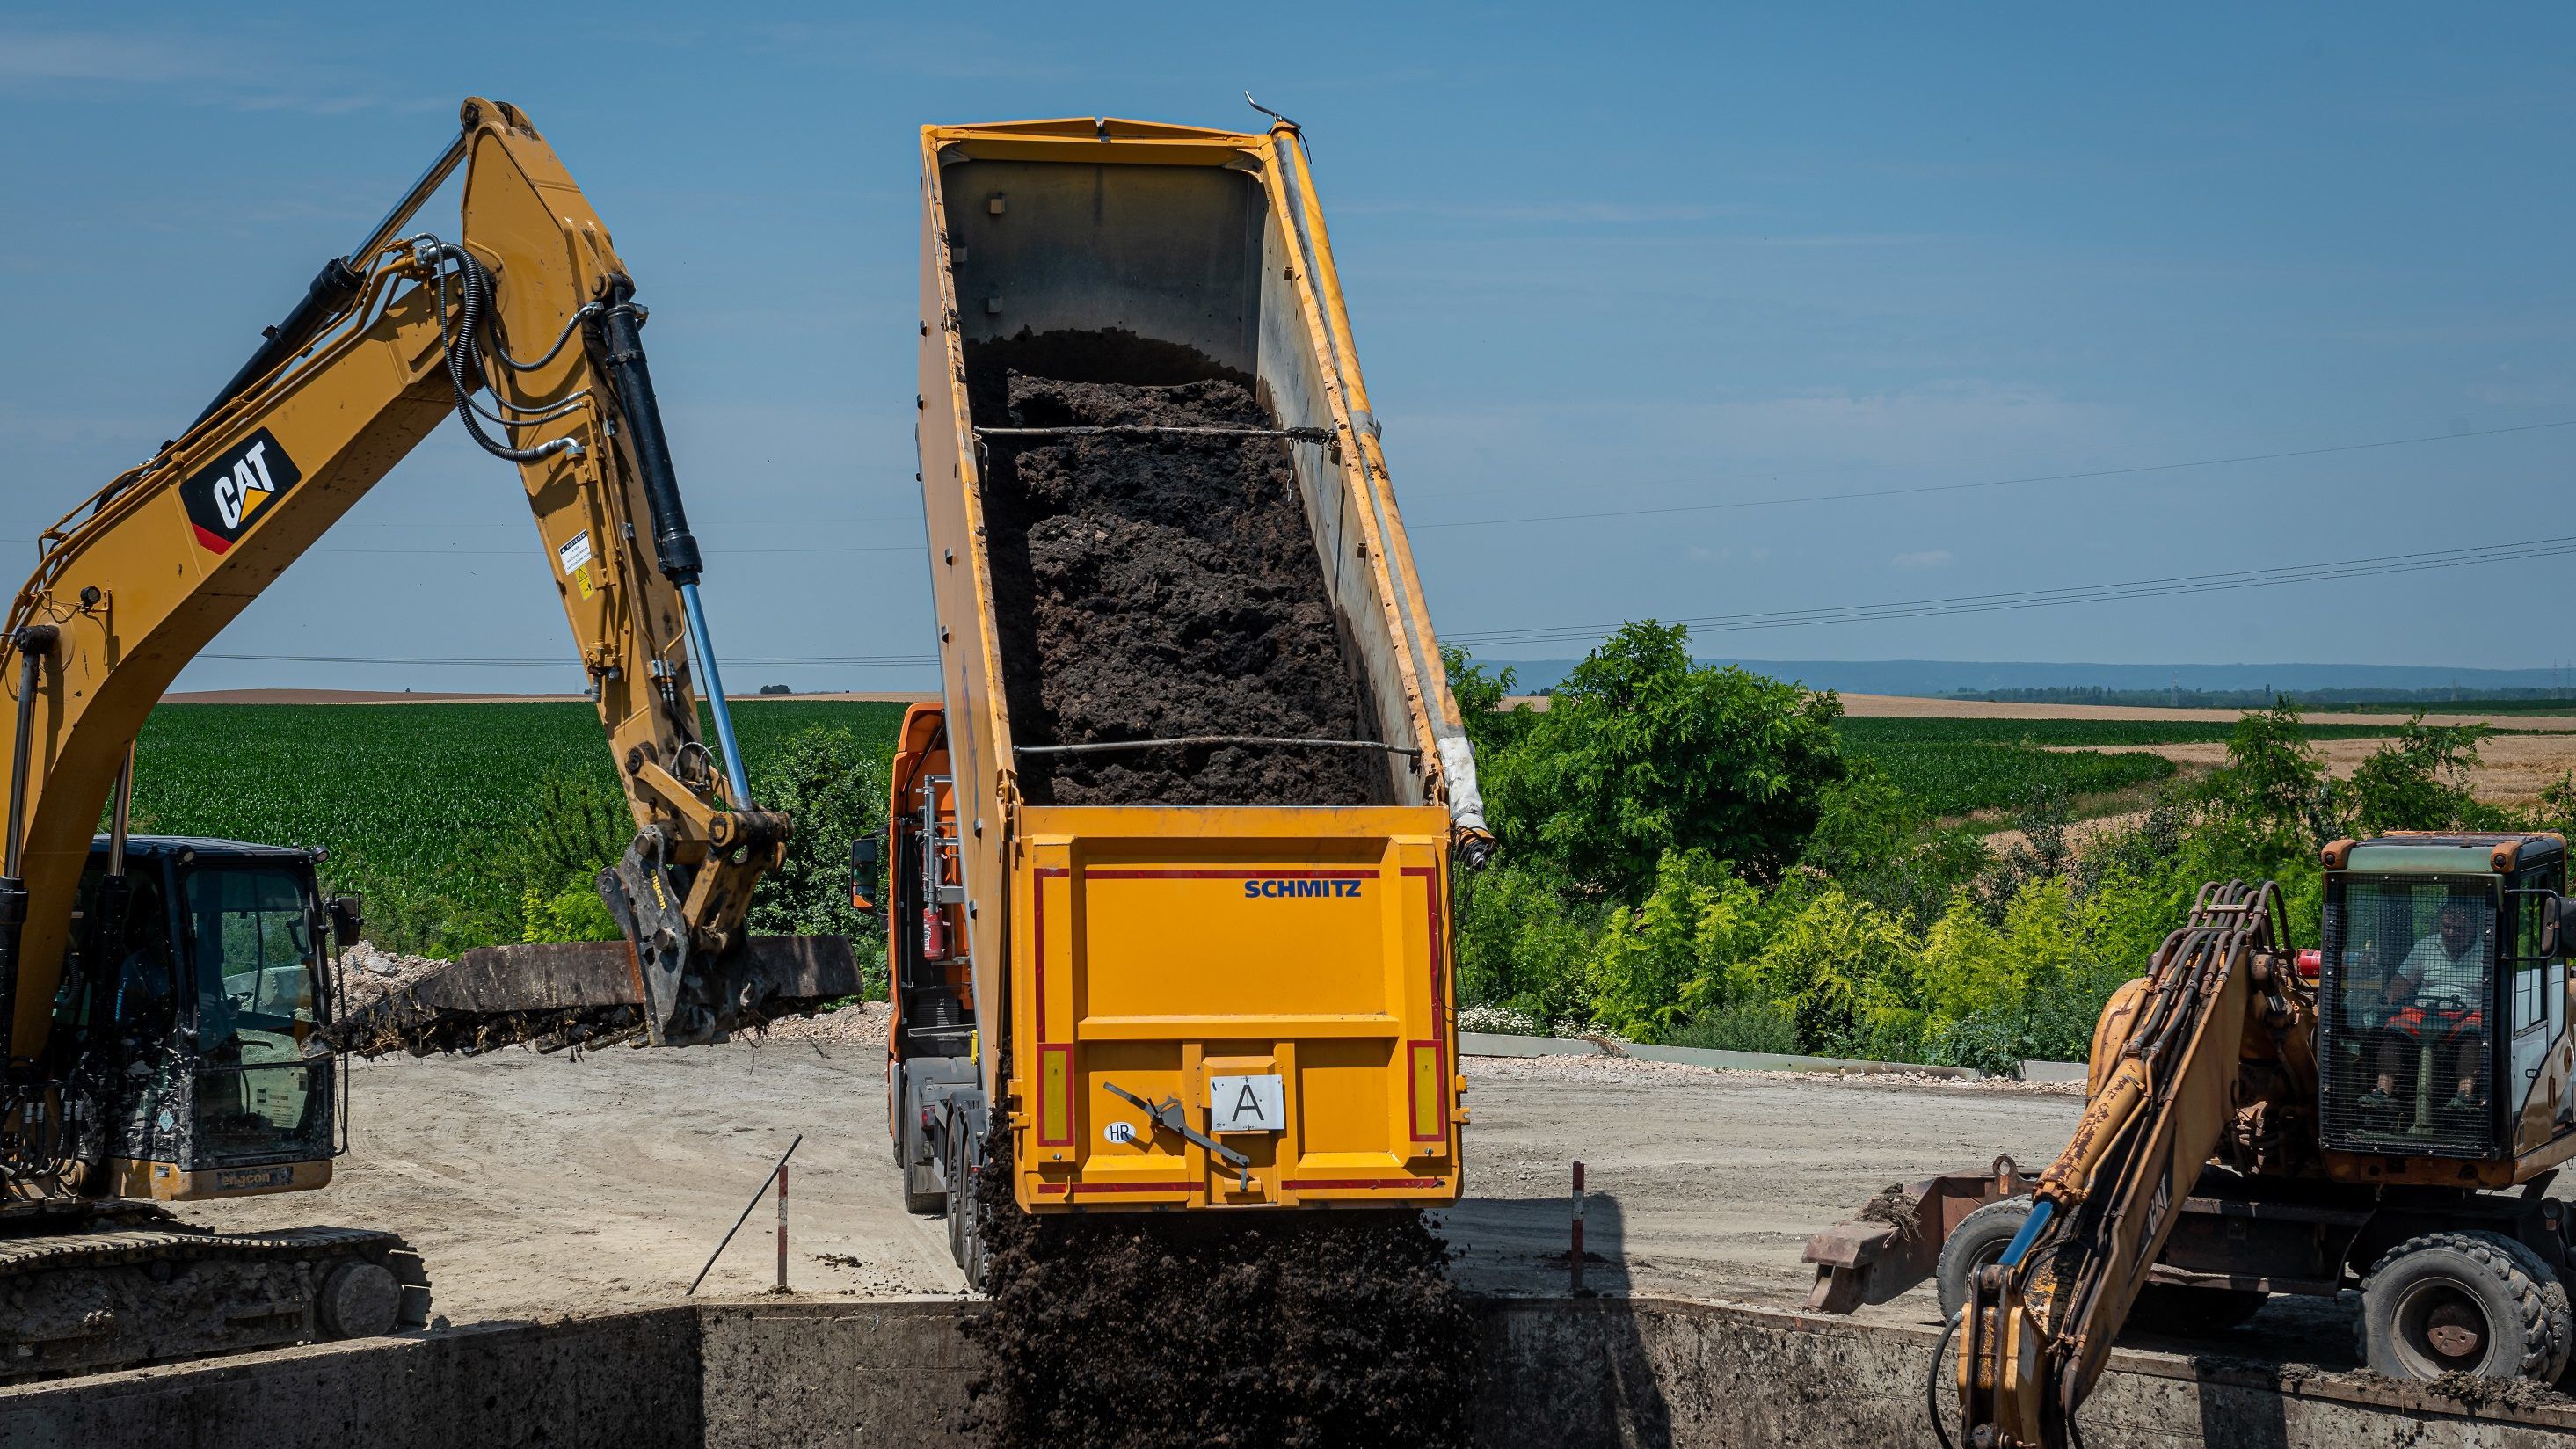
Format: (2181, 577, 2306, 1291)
(963, 1130, 1481, 1449)
(969, 332, 1383, 808)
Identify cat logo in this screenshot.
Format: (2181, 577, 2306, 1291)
(179, 428, 303, 555)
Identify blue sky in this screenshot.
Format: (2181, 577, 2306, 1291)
(3, 5, 2570, 693)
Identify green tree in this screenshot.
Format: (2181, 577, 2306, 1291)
(2203, 697, 2327, 842)
(1801, 762, 1988, 926)
(746, 727, 891, 994)
(495, 771, 630, 945)
(1452, 859, 1604, 1024)
(1483, 622, 1846, 898)
(1442, 645, 1542, 764)
(2340, 716, 2495, 836)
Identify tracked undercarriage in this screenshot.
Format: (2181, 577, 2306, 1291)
(0, 1202, 429, 1380)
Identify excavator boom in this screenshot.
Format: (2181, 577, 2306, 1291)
(1960, 881, 2303, 1446)
(0, 98, 850, 1088)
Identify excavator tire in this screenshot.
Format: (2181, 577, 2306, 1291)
(1936, 1198, 2030, 1321)
(2358, 1231, 2572, 1384)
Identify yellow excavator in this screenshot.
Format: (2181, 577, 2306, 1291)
(0, 98, 851, 1378)
(1803, 834, 2576, 1447)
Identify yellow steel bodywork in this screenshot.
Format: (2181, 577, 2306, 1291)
(110, 1158, 331, 1203)
(0, 98, 768, 1148)
(1012, 805, 1461, 1211)
(914, 118, 1475, 1213)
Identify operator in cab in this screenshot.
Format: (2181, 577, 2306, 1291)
(2364, 893, 2491, 1113)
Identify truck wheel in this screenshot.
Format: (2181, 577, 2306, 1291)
(2358, 1232, 2571, 1383)
(1936, 1198, 2031, 1321)
(2128, 1284, 2268, 1334)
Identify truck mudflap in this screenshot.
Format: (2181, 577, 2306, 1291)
(1010, 805, 1462, 1212)
(326, 935, 858, 1057)
(1803, 1154, 2029, 1312)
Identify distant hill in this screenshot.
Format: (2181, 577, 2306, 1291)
(1481, 658, 2575, 701)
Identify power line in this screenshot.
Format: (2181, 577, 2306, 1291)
(1413, 418, 2576, 531)
(1449, 534, 2576, 649)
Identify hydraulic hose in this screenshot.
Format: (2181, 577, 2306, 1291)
(429, 244, 581, 466)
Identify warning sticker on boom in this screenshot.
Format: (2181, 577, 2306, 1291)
(558, 530, 597, 599)
(178, 428, 302, 556)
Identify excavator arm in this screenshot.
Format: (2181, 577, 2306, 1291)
(1959, 880, 2306, 1448)
(0, 98, 848, 1078)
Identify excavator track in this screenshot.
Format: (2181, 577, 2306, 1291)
(0, 1205, 430, 1381)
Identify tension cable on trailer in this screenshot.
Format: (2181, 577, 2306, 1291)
(1013, 735, 1420, 759)
(973, 424, 1337, 443)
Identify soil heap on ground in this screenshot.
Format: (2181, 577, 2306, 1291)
(973, 343, 1379, 808)
(963, 1137, 1480, 1449)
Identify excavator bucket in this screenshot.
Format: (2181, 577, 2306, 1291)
(326, 935, 860, 1058)
(1802, 1155, 2028, 1313)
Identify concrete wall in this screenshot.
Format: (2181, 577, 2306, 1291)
(0, 1309, 702, 1449)
(698, 1300, 978, 1449)
(4, 1293, 2570, 1448)
(1483, 1297, 2576, 1449)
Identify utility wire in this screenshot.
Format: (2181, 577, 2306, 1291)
(1450, 534, 2576, 648)
(1415, 418, 2576, 531)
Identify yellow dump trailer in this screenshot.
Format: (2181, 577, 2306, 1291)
(896, 118, 1488, 1270)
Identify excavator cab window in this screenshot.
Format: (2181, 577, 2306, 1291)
(2506, 864, 2567, 1124)
(178, 861, 331, 1165)
(2318, 874, 2501, 1158)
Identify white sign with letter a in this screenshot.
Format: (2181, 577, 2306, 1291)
(1208, 1074, 1285, 1133)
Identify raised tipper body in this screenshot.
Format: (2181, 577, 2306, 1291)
(893, 117, 1487, 1261)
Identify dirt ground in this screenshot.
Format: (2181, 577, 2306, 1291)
(177, 1013, 2078, 1326)
(1835, 693, 2576, 731)
(2065, 732, 2576, 811)
(1503, 691, 2576, 732)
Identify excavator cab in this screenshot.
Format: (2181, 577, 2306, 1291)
(2316, 834, 2576, 1168)
(53, 837, 341, 1200)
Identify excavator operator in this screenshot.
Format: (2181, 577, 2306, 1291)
(2365, 892, 2491, 1113)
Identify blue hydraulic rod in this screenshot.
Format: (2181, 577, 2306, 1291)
(680, 581, 753, 808)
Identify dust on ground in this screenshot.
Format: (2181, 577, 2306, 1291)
(165, 1032, 2499, 1392)
(169, 1038, 2083, 1323)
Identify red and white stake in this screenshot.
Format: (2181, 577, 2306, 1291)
(1570, 1161, 1587, 1294)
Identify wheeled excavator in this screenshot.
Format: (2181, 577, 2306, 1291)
(0, 98, 852, 1379)
(1801, 834, 2576, 1447)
